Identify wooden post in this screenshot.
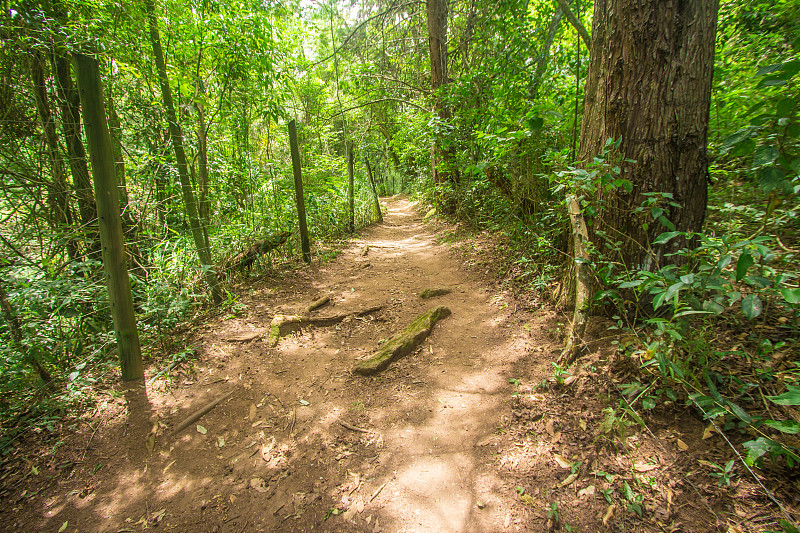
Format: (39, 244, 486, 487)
(364, 157, 383, 223)
(288, 120, 311, 263)
(347, 142, 355, 233)
(73, 53, 143, 381)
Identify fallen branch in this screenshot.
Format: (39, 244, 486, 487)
(269, 305, 383, 346)
(354, 306, 451, 375)
(419, 287, 451, 299)
(220, 231, 292, 275)
(306, 295, 330, 313)
(171, 390, 234, 435)
(369, 482, 387, 503)
(339, 420, 370, 433)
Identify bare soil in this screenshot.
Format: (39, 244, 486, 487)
(0, 197, 792, 532)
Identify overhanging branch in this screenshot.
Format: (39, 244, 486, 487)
(556, 0, 591, 49)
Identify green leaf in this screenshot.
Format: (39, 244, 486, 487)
(780, 288, 800, 305)
(756, 166, 788, 193)
(781, 520, 800, 533)
(702, 300, 725, 315)
(663, 281, 685, 303)
(765, 420, 800, 434)
(754, 145, 779, 167)
(776, 98, 795, 117)
(721, 127, 755, 148)
(735, 252, 754, 281)
(767, 387, 800, 406)
(619, 279, 644, 289)
(730, 138, 755, 157)
(743, 437, 770, 465)
(726, 400, 752, 424)
(527, 117, 544, 131)
(653, 231, 681, 245)
(741, 294, 762, 319)
(755, 63, 784, 76)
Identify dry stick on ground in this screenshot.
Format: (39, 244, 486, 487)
(339, 420, 370, 433)
(559, 196, 590, 366)
(354, 306, 451, 375)
(171, 390, 233, 435)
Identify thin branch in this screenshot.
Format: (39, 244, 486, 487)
(325, 98, 431, 121)
(556, 0, 591, 49)
(306, 1, 424, 69)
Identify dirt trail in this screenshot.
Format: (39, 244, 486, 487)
(5, 197, 546, 532)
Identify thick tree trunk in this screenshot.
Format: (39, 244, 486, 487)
(145, 0, 222, 304)
(426, 0, 458, 212)
(579, 0, 718, 272)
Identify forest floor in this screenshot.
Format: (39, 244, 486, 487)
(0, 197, 789, 532)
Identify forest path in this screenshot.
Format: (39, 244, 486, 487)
(7, 197, 550, 533)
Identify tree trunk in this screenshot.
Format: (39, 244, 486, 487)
(29, 50, 79, 261)
(145, 0, 222, 304)
(580, 0, 718, 272)
(365, 157, 383, 223)
(52, 51, 100, 259)
(426, 0, 458, 212)
(347, 142, 355, 233)
(288, 119, 311, 264)
(73, 53, 143, 381)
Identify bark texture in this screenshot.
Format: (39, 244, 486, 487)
(580, 0, 719, 271)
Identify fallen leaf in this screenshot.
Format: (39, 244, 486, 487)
(249, 404, 257, 421)
(230, 494, 236, 504)
(563, 375, 577, 386)
(578, 485, 595, 498)
(551, 431, 562, 444)
(634, 462, 659, 472)
(545, 419, 555, 436)
(196, 425, 207, 435)
(603, 504, 616, 526)
(553, 453, 571, 469)
(702, 425, 717, 440)
(677, 439, 689, 451)
(217, 436, 225, 448)
(250, 478, 268, 493)
(560, 472, 579, 487)
(152, 509, 166, 522)
(504, 512, 512, 528)
(299, 399, 310, 406)
(579, 419, 587, 431)
(58, 520, 68, 532)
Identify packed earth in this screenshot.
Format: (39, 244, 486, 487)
(0, 198, 792, 532)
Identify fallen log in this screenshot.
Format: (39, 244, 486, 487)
(306, 295, 330, 313)
(353, 306, 451, 376)
(221, 231, 292, 275)
(419, 288, 451, 299)
(269, 305, 383, 346)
